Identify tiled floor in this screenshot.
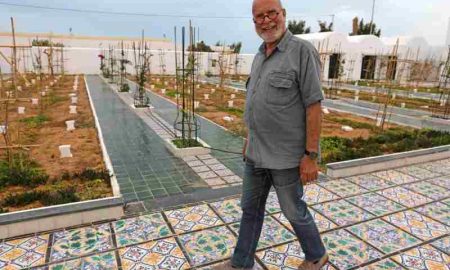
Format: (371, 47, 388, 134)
(1, 159, 449, 269)
(2, 77, 448, 269)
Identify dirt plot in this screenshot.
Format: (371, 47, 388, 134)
(0, 75, 112, 212)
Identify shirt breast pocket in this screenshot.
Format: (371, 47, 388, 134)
(266, 72, 297, 106)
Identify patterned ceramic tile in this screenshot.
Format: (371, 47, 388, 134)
(256, 241, 337, 270)
(427, 176, 450, 190)
(303, 184, 339, 204)
(416, 202, 450, 226)
(372, 170, 417, 185)
(49, 251, 117, 270)
(347, 219, 421, 254)
(209, 197, 242, 223)
(271, 209, 337, 233)
(230, 216, 296, 249)
(318, 179, 368, 197)
(392, 244, 450, 270)
(198, 260, 264, 269)
(396, 166, 441, 180)
(112, 212, 172, 247)
(431, 236, 450, 254)
(376, 186, 432, 208)
(417, 161, 450, 175)
(178, 226, 236, 267)
(0, 234, 49, 269)
(347, 192, 405, 217)
(165, 204, 223, 234)
(359, 258, 405, 269)
(50, 223, 114, 262)
(403, 181, 449, 200)
(442, 198, 450, 206)
(322, 229, 383, 269)
(265, 191, 281, 214)
(312, 199, 374, 226)
(119, 237, 189, 269)
(382, 210, 448, 241)
(345, 174, 395, 191)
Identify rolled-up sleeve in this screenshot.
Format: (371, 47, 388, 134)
(299, 46, 324, 108)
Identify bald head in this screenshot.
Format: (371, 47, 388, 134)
(252, 0, 283, 14)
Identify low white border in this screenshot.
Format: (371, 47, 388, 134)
(84, 75, 121, 196)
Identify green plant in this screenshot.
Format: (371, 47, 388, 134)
(172, 138, 203, 148)
(48, 92, 65, 105)
(3, 191, 43, 207)
(73, 168, 111, 183)
(0, 159, 48, 188)
(119, 84, 130, 92)
(40, 186, 79, 206)
(19, 114, 50, 128)
(0, 207, 8, 213)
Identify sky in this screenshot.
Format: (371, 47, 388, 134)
(0, 0, 449, 53)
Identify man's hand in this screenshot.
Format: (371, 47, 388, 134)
(300, 156, 319, 185)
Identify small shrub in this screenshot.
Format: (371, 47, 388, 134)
(3, 191, 43, 207)
(73, 168, 111, 182)
(119, 84, 130, 92)
(40, 186, 79, 206)
(172, 138, 203, 148)
(19, 115, 50, 128)
(0, 207, 8, 214)
(0, 160, 48, 188)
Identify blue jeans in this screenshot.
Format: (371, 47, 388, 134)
(231, 160, 326, 268)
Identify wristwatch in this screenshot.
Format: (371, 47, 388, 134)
(305, 150, 318, 160)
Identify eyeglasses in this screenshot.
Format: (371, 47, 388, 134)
(253, 10, 282, 24)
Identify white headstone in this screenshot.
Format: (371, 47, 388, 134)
(322, 107, 330, 114)
(65, 120, 75, 131)
(401, 102, 406, 108)
(31, 79, 36, 84)
(73, 85, 78, 91)
(25, 83, 30, 87)
(231, 94, 236, 99)
(69, 93, 77, 97)
(413, 88, 418, 93)
(59, 145, 73, 158)
(50, 82, 54, 87)
(41, 91, 46, 97)
(71, 97, 78, 104)
(69, 105, 77, 114)
(164, 81, 169, 86)
(211, 88, 216, 94)
(223, 116, 233, 122)
(392, 93, 396, 100)
(194, 101, 200, 109)
(6, 91, 12, 98)
(441, 100, 446, 106)
(216, 84, 220, 88)
(341, 125, 353, 132)
(156, 78, 161, 82)
(18, 107, 25, 114)
(197, 84, 200, 89)
(204, 94, 209, 100)
(0, 125, 6, 134)
(228, 100, 234, 108)
(31, 98, 39, 105)
(354, 96, 359, 102)
(337, 90, 341, 95)
(45, 86, 49, 90)
(150, 85, 155, 89)
(355, 90, 360, 95)
(17, 86, 22, 91)
(161, 89, 166, 94)
(175, 94, 180, 99)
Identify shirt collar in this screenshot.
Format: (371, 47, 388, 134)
(258, 29, 292, 54)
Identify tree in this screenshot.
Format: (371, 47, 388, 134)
(188, 41, 213, 52)
(287, 20, 311, 35)
(230, 42, 242, 54)
(318, 20, 333, 32)
(32, 39, 64, 47)
(350, 17, 382, 37)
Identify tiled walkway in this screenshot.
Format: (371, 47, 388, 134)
(1, 159, 449, 269)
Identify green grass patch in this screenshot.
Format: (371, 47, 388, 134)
(218, 107, 244, 117)
(0, 158, 49, 188)
(172, 138, 203, 148)
(19, 114, 50, 128)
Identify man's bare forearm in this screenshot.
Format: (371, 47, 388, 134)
(306, 102, 322, 153)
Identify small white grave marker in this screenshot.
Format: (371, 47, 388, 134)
(223, 116, 233, 122)
(69, 105, 77, 114)
(17, 86, 22, 91)
(211, 88, 216, 94)
(341, 125, 353, 132)
(31, 98, 39, 105)
(354, 96, 359, 102)
(401, 103, 406, 108)
(65, 120, 75, 131)
(322, 107, 330, 114)
(18, 107, 25, 114)
(231, 94, 236, 99)
(228, 100, 234, 108)
(204, 94, 209, 100)
(0, 125, 6, 134)
(59, 145, 73, 158)
(194, 101, 200, 109)
(161, 89, 166, 94)
(71, 97, 78, 104)
(150, 85, 155, 89)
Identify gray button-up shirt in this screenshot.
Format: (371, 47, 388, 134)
(244, 30, 324, 169)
